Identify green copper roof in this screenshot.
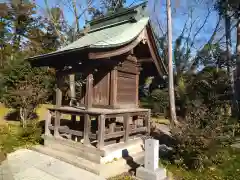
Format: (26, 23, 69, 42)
(58, 17, 149, 52)
(87, 2, 148, 31)
(28, 2, 149, 60)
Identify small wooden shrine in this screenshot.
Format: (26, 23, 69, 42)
(28, 2, 166, 177)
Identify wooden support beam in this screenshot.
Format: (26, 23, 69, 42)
(110, 68, 117, 107)
(104, 127, 147, 140)
(97, 115, 105, 149)
(84, 114, 91, 145)
(136, 74, 139, 107)
(109, 118, 116, 133)
(69, 74, 77, 122)
(124, 114, 130, 142)
(130, 127, 147, 135)
(45, 110, 51, 136)
(85, 73, 93, 109)
(145, 110, 151, 135)
(56, 72, 63, 107)
(132, 116, 137, 129)
(105, 131, 124, 139)
(54, 72, 63, 137)
(49, 125, 83, 137)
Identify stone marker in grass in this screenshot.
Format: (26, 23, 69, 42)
(136, 139, 167, 180)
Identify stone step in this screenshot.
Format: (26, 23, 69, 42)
(31, 145, 145, 178)
(44, 135, 145, 164)
(44, 138, 102, 163)
(31, 145, 100, 175)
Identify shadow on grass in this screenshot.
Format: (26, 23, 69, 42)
(4, 110, 39, 122)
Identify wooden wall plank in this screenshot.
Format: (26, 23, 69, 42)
(117, 71, 137, 107)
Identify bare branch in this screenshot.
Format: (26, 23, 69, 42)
(190, 7, 211, 48)
(184, 9, 198, 50)
(215, 21, 238, 45)
(207, 16, 221, 45)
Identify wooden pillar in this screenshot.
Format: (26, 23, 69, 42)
(124, 114, 130, 142)
(84, 114, 91, 145)
(45, 110, 51, 136)
(110, 68, 117, 108)
(132, 116, 137, 129)
(54, 72, 63, 137)
(69, 74, 76, 99)
(85, 73, 93, 109)
(97, 115, 105, 149)
(69, 74, 76, 123)
(109, 118, 116, 133)
(136, 73, 139, 107)
(145, 110, 151, 135)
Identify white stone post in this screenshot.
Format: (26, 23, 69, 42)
(136, 139, 167, 180)
(145, 139, 159, 171)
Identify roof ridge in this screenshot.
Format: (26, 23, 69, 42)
(87, 1, 148, 26)
(88, 19, 134, 34)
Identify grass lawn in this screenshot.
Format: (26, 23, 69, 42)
(0, 122, 41, 153)
(152, 116, 170, 125)
(108, 173, 137, 180)
(162, 147, 240, 180)
(0, 104, 53, 122)
(0, 104, 76, 124)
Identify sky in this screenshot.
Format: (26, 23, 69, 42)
(34, 0, 145, 26)
(33, 0, 234, 52)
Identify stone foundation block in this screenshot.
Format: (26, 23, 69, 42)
(136, 167, 167, 180)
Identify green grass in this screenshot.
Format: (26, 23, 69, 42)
(162, 147, 240, 180)
(152, 116, 170, 125)
(0, 104, 93, 123)
(0, 122, 41, 153)
(107, 173, 137, 180)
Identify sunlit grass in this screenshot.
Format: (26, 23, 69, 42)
(152, 116, 170, 125)
(162, 147, 240, 180)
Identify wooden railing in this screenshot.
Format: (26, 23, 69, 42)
(44, 107, 151, 150)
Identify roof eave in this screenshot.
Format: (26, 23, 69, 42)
(146, 23, 168, 77)
(27, 46, 89, 62)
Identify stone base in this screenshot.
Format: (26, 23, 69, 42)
(101, 137, 144, 164)
(136, 167, 167, 180)
(43, 135, 144, 165)
(32, 144, 145, 178)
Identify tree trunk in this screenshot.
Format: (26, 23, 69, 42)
(72, 0, 80, 33)
(236, 19, 240, 114)
(20, 107, 27, 128)
(166, 0, 178, 125)
(225, 7, 237, 115)
(69, 0, 79, 107)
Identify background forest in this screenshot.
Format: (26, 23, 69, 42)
(0, 0, 240, 180)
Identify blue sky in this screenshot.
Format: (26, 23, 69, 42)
(35, 0, 145, 26)
(34, 0, 230, 52)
